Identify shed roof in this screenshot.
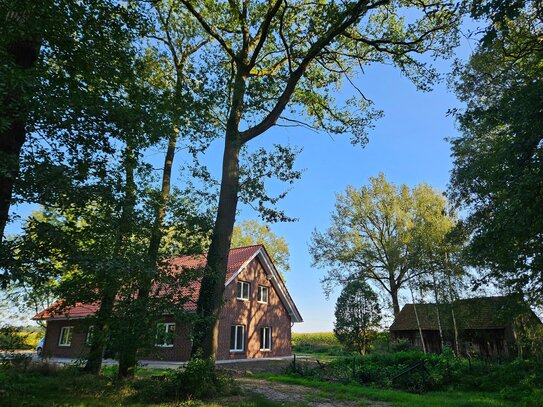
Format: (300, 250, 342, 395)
(389, 295, 538, 331)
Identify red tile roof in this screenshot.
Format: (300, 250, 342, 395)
(33, 245, 262, 320)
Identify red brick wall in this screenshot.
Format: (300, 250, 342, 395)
(42, 256, 293, 361)
(216, 257, 292, 360)
(43, 319, 93, 359)
(139, 315, 193, 361)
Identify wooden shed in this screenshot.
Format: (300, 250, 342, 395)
(389, 295, 541, 357)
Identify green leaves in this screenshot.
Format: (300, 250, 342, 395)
(310, 174, 458, 314)
(449, 1, 543, 305)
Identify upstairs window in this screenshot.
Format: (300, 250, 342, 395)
(230, 325, 245, 351)
(155, 323, 176, 347)
(58, 326, 73, 347)
(257, 285, 269, 303)
(237, 281, 250, 300)
(260, 327, 272, 351)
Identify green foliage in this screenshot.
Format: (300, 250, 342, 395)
(232, 220, 290, 274)
(282, 349, 543, 403)
(0, 325, 28, 351)
(310, 174, 461, 315)
(260, 373, 518, 407)
(334, 280, 381, 354)
(0, 360, 238, 406)
(449, 1, 543, 305)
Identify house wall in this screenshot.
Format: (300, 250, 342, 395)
(43, 319, 93, 359)
(216, 256, 292, 360)
(41, 256, 293, 362)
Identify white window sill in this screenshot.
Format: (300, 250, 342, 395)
(257, 301, 268, 304)
(260, 349, 271, 352)
(156, 345, 174, 348)
(229, 349, 245, 353)
(236, 297, 249, 301)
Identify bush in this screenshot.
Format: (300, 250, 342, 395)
(0, 326, 29, 351)
(133, 358, 237, 403)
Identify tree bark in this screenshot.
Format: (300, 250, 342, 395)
(84, 145, 136, 374)
(117, 131, 177, 378)
(390, 283, 401, 316)
(0, 38, 40, 239)
(191, 64, 247, 359)
(191, 136, 241, 358)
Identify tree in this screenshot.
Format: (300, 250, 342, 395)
(334, 279, 381, 355)
(449, 0, 543, 305)
(232, 219, 290, 274)
(0, 1, 143, 242)
(177, 0, 461, 359)
(310, 174, 457, 316)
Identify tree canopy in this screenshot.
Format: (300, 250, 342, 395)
(334, 279, 381, 355)
(449, 0, 543, 305)
(310, 174, 457, 315)
(232, 219, 290, 274)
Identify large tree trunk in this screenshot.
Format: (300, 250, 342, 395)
(117, 131, 177, 379)
(84, 145, 136, 374)
(390, 283, 401, 316)
(0, 38, 40, 239)
(83, 294, 114, 374)
(191, 68, 247, 359)
(191, 137, 241, 358)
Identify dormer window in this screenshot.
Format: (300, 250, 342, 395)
(237, 281, 250, 300)
(257, 285, 269, 304)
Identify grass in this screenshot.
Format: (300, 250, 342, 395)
(256, 374, 515, 407)
(0, 362, 283, 407)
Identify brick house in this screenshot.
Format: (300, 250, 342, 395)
(33, 245, 302, 361)
(389, 295, 541, 357)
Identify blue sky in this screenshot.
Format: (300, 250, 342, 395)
(234, 35, 477, 333)
(4, 21, 478, 331)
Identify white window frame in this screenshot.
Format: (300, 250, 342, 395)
(58, 326, 73, 347)
(230, 324, 245, 352)
(86, 325, 94, 346)
(260, 326, 272, 351)
(257, 285, 269, 304)
(155, 323, 176, 348)
(236, 281, 250, 300)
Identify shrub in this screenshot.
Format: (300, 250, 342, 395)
(133, 358, 237, 403)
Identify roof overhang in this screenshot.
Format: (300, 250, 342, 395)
(224, 246, 303, 323)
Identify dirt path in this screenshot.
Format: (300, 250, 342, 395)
(238, 377, 391, 407)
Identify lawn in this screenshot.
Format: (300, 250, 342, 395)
(0, 363, 279, 407)
(257, 374, 515, 407)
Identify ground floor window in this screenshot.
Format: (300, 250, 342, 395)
(86, 326, 94, 346)
(58, 326, 73, 347)
(260, 326, 272, 351)
(230, 325, 245, 351)
(155, 323, 176, 347)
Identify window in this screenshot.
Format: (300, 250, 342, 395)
(230, 325, 245, 351)
(58, 326, 73, 347)
(236, 281, 250, 300)
(155, 323, 176, 347)
(86, 326, 94, 346)
(260, 327, 272, 351)
(257, 285, 269, 303)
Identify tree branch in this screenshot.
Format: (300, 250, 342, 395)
(180, 0, 238, 61)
